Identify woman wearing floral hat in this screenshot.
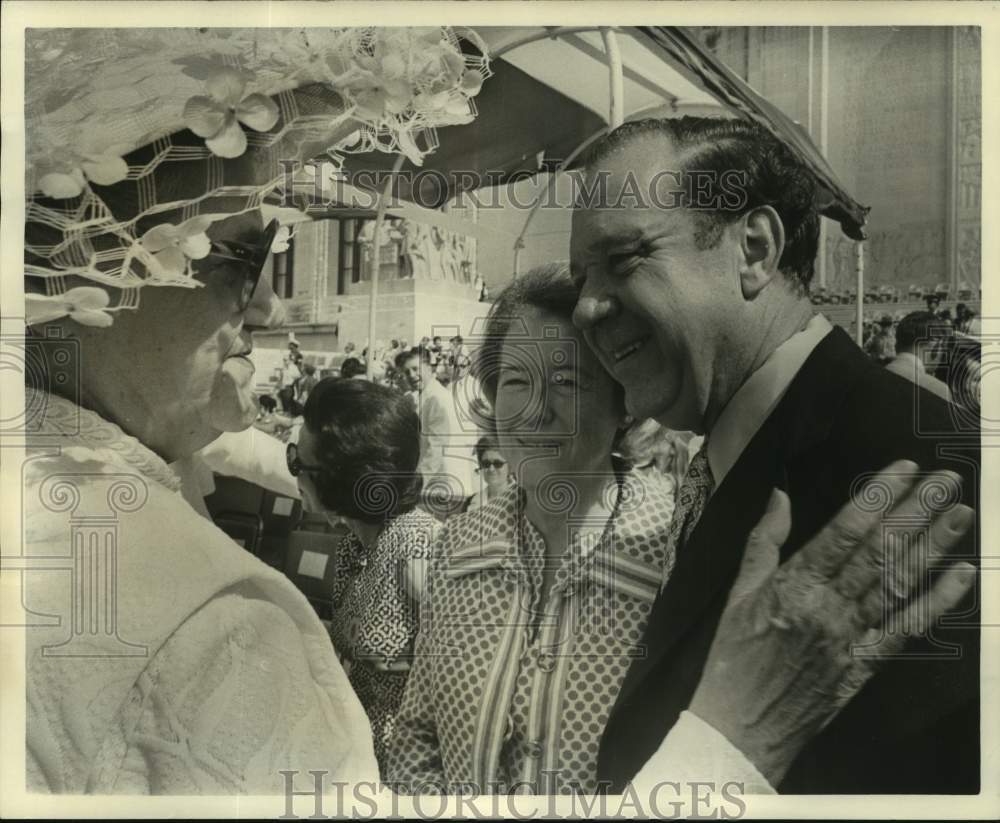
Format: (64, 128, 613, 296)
(21, 26, 490, 795)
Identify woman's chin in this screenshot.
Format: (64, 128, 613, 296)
(209, 398, 259, 433)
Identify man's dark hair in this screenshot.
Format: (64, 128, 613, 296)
(581, 116, 820, 291)
(340, 356, 366, 378)
(302, 377, 422, 524)
(258, 394, 277, 413)
(894, 311, 942, 354)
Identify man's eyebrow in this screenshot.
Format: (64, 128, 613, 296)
(591, 228, 646, 251)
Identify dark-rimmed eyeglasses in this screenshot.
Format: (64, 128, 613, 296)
(479, 460, 507, 470)
(203, 218, 279, 312)
(286, 442, 324, 478)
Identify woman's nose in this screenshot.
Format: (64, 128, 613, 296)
(529, 400, 557, 430)
(244, 275, 286, 330)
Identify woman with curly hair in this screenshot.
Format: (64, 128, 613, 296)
(287, 377, 440, 772)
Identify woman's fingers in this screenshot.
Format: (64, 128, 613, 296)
(833, 470, 965, 603)
(898, 561, 977, 636)
(851, 561, 977, 662)
(790, 460, 920, 582)
(728, 489, 789, 606)
(852, 503, 975, 629)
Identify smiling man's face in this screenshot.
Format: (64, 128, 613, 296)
(570, 135, 746, 433)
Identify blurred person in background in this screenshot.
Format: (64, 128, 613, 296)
(295, 362, 320, 407)
(290, 377, 440, 772)
(404, 346, 476, 513)
(864, 315, 896, 365)
(462, 434, 510, 512)
(276, 352, 302, 412)
(885, 311, 952, 402)
(340, 356, 368, 380)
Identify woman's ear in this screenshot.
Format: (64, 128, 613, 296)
(738, 206, 785, 300)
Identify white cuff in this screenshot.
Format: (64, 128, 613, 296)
(629, 710, 774, 797)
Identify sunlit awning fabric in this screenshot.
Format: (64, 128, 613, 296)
(638, 27, 869, 240)
(339, 26, 868, 241)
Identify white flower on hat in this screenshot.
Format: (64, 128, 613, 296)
(271, 225, 293, 254)
(182, 68, 280, 159)
(35, 150, 129, 200)
(140, 216, 214, 277)
(26, 286, 114, 327)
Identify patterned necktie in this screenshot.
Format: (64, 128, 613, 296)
(660, 445, 715, 590)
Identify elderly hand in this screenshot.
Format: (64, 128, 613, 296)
(688, 460, 976, 786)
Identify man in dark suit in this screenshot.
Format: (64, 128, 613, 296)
(569, 117, 979, 793)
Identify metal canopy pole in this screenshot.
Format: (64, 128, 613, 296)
(366, 153, 406, 379)
(512, 29, 625, 278)
(511, 128, 607, 279)
(855, 241, 865, 346)
(600, 27, 625, 129)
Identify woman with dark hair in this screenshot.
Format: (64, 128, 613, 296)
(288, 377, 440, 772)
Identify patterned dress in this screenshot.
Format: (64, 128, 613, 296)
(328, 507, 440, 774)
(385, 470, 676, 794)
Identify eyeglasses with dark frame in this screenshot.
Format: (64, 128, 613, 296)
(478, 459, 507, 471)
(201, 218, 280, 312)
(286, 442, 324, 478)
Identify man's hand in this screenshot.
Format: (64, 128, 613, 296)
(688, 460, 976, 786)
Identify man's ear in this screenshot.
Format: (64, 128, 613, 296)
(738, 206, 785, 300)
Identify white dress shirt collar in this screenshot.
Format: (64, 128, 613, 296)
(707, 314, 834, 489)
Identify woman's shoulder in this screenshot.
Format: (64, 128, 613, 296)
(434, 486, 519, 556)
(379, 507, 442, 556)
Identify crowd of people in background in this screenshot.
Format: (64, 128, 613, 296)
(861, 296, 981, 413)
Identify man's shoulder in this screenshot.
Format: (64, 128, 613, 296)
(773, 339, 978, 515)
(763, 330, 977, 498)
(789, 328, 962, 438)
(841, 353, 961, 435)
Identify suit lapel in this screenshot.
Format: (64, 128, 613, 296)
(608, 326, 864, 718)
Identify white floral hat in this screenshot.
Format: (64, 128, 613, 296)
(24, 27, 490, 326)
